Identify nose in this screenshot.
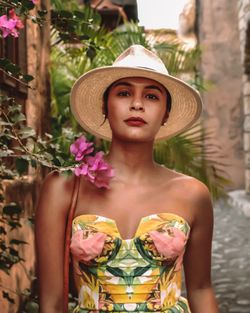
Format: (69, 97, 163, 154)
(129, 97, 145, 112)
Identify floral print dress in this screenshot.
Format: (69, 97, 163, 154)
(70, 213, 191, 313)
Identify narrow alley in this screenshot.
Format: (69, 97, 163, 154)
(212, 199, 250, 313)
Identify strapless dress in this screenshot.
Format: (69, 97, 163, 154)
(70, 213, 191, 313)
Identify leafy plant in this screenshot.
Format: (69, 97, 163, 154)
(0, 202, 25, 305)
(49, 21, 230, 198)
(0, 0, 230, 311)
(0, 95, 80, 175)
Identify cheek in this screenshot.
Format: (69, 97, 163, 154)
(150, 104, 167, 124)
(107, 96, 129, 117)
(107, 101, 126, 127)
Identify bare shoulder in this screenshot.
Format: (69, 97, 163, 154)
(162, 168, 213, 224)
(175, 173, 211, 201)
(36, 170, 75, 218)
(177, 173, 213, 225)
(41, 169, 75, 192)
(165, 168, 211, 201)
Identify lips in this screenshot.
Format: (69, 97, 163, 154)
(124, 117, 147, 123)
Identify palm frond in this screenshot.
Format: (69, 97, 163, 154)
(92, 22, 149, 67)
(154, 123, 230, 199)
(153, 41, 201, 76)
(49, 19, 229, 198)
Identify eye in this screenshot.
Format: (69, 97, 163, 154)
(145, 93, 159, 100)
(117, 90, 130, 97)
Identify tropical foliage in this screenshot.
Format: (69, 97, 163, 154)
(50, 20, 230, 198)
(0, 0, 230, 311)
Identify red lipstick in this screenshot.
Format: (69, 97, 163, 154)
(124, 117, 147, 126)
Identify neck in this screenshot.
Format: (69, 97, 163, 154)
(105, 137, 158, 185)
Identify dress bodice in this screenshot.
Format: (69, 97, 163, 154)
(70, 213, 191, 313)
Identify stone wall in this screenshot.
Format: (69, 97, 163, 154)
(238, 0, 250, 193)
(196, 0, 245, 190)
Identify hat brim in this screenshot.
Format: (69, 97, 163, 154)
(70, 66, 202, 141)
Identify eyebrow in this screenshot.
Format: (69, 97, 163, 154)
(145, 85, 164, 94)
(112, 82, 164, 94)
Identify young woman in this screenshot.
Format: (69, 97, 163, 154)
(35, 45, 219, 313)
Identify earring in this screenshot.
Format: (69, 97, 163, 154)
(162, 121, 167, 126)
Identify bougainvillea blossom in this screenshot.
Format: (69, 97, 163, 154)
(70, 136, 114, 189)
(0, 9, 24, 38)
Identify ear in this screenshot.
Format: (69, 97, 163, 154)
(161, 111, 169, 125)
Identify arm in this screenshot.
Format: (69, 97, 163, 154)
(183, 181, 219, 313)
(35, 171, 75, 313)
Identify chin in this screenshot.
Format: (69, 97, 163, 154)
(112, 131, 156, 143)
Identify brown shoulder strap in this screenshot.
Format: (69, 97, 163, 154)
(63, 174, 80, 313)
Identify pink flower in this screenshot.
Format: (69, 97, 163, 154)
(0, 15, 16, 37)
(85, 151, 115, 188)
(73, 151, 114, 188)
(70, 230, 107, 262)
(70, 136, 94, 161)
(149, 227, 187, 271)
(9, 9, 24, 29)
(74, 162, 89, 176)
(32, 0, 39, 4)
(70, 136, 114, 188)
(0, 10, 24, 38)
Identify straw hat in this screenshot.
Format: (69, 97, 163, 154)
(70, 44, 202, 141)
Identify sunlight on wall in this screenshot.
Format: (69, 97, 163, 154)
(137, 0, 188, 30)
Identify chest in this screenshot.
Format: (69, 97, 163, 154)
(74, 180, 191, 240)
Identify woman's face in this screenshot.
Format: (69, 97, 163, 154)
(105, 77, 169, 142)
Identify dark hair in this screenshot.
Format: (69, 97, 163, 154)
(101, 81, 172, 125)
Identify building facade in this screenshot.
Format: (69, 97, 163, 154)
(196, 0, 246, 191)
(238, 0, 250, 193)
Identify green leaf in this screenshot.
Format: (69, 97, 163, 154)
(38, 10, 48, 17)
(0, 121, 13, 126)
(22, 0, 35, 10)
(0, 263, 10, 275)
(18, 127, 36, 139)
(0, 58, 9, 66)
(0, 226, 7, 235)
(10, 239, 28, 245)
(30, 159, 37, 168)
(14, 6, 22, 16)
(9, 247, 19, 257)
(8, 220, 22, 229)
(43, 152, 54, 161)
(0, 150, 14, 157)
(9, 112, 26, 123)
(0, 241, 7, 251)
(8, 103, 22, 112)
(59, 10, 73, 18)
(15, 158, 29, 175)
(39, 160, 53, 167)
(5, 63, 21, 75)
(2, 291, 15, 304)
(73, 10, 85, 19)
(22, 74, 34, 82)
(3, 203, 22, 217)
